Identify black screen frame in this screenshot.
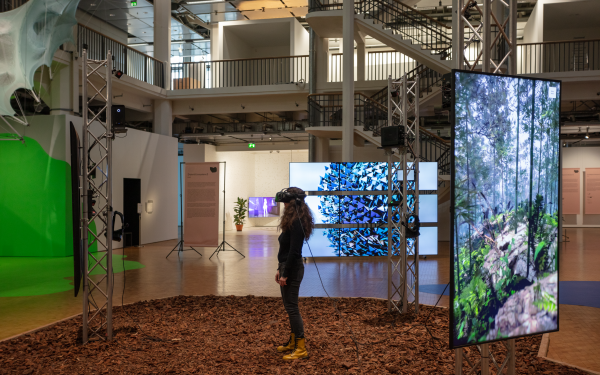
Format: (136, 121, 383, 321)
(449, 69, 562, 349)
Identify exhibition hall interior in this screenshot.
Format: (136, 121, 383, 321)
(1, 0, 599, 373)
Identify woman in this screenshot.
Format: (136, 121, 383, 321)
(275, 187, 314, 360)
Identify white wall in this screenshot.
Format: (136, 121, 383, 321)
(292, 19, 310, 56)
(70, 115, 178, 246)
(183, 146, 308, 231)
(562, 147, 600, 227)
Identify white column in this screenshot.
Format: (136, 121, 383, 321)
(316, 37, 329, 86)
(154, 99, 173, 136)
(355, 31, 366, 82)
(342, 0, 354, 162)
(452, 0, 463, 70)
(356, 40, 366, 82)
(315, 136, 330, 162)
(50, 63, 73, 115)
(154, 0, 171, 85)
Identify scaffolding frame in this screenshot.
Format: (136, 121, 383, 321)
(387, 74, 419, 315)
(81, 49, 114, 343)
(454, 0, 518, 74)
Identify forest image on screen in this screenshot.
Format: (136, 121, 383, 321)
(452, 72, 560, 347)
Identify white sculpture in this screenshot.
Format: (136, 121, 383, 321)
(0, 0, 79, 117)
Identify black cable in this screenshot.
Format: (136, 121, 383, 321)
(117, 237, 164, 342)
(418, 282, 449, 350)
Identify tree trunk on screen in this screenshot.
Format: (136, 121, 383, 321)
(527, 83, 536, 279)
(515, 80, 521, 234)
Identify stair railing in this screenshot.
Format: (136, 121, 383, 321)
(358, 0, 452, 58)
(308, 91, 450, 173)
(369, 63, 442, 108)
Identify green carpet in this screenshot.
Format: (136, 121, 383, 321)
(0, 255, 144, 297)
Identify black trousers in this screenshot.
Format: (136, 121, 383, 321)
(279, 261, 305, 338)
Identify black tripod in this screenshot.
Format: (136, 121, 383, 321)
(166, 162, 202, 259)
(209, 161, 245, 260)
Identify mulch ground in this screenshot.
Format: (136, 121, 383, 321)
(0, 295, 587, 374)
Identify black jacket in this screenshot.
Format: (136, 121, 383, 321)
(278, 219, 304, 278)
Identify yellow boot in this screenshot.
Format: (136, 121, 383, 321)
(283, 338, 309, 360)
(277, 333, 295, 353)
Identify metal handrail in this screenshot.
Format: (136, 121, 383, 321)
(171, 55, 309, 89)
(517, 39, 600, 74)
(359, 0, 451, 56)
(77, 24, 165, 88)
(308, 91, 450, 172)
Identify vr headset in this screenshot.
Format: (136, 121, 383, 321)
(275, 188, 306, 203)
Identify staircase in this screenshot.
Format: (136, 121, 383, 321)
(307, 91, 451, 174)
(357, 0, 453, 74)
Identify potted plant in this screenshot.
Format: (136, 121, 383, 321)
(233, 197, 248, 231)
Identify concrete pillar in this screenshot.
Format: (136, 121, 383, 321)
(154, 0, 171, 86)
(355, 31, 366, 82)
(50, 62, 73, 115)
(356, 41, 366, 82)
(342, 0, 354, 162)
(316, 37, 329, 86)
(315, 136, 330, 162)
(452, 0, 463, 70)
(154, 99, 173, 136)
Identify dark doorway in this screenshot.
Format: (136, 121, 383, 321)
(123, 178, 141, 246)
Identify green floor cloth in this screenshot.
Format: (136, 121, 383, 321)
(0, 255, 144, 297)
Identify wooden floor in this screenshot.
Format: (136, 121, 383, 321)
(0, 227, 598, 372)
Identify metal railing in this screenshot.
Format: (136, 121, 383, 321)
(308, 93, 385, 129)
(359, 0, 452, 57)
(171, 56, 309, 89)
(328, 54, 344, 82)
(370, 64, 442, 108)
(173, 120, 309, 135)
(0, 0, 27, 11)
(517, 39, 600, 74)
(78, 24, 165, 88)
(367, 51, 419, 81)
(308, 91, 450, 172)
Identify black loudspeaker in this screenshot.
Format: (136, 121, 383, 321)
(381, 126, 405, 147)
(112, 105, 126, 126)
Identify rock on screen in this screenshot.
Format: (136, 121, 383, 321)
(450, 71, 560, 348)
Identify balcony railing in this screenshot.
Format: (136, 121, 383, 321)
(517, 39, 600, 74)
(171, 56, 309, 90)
(308, 91, 450, 172)
(78, 24, 165, 88)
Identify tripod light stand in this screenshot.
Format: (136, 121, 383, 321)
(209, 161, 245, 259)
(166, 162, 202, 258)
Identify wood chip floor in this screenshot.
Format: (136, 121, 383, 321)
(0, 227, 597, 373)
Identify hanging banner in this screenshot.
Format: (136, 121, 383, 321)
(184, 162, 220, 247)
(562, 168, 580, 215)
(585, 168, 600, 214)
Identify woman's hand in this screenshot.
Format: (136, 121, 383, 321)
(275, 270, 280, 283)
(278, 277, 288, 286)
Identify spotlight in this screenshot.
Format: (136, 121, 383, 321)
(585, 127, 590, 139)
(113, 69, 124, 79)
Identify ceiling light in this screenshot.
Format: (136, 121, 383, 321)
(585, 127, 590, 139)
(128, 42, 149, 46)
(90, 3, 96, 5)
(172, 40, 186, 44)
(109, 14, 115, 16)
(186, 0, 225, 4)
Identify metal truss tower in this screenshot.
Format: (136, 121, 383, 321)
(453, 0, 518, 74)
(81, 49, 114, 343)
(386, 74, 419, 315)
(453, 1, 517, 372)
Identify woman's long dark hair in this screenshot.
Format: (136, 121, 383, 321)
(278, 187, 314, 240)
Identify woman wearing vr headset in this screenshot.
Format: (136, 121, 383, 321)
(275, 187, 314, 360)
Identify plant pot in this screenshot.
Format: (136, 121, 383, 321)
(235, 224, 243, 231)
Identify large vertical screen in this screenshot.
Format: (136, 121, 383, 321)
(451, 71, 560, 348)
